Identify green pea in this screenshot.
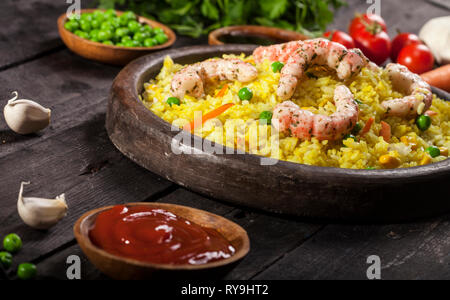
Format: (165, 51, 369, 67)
(166, 97, 181, 107)
(153, 27, 164, 35)
(116, 43, 125, 47)
(351, 122, 362, 135)
(119, 15, 130, 26)
(89, 29, 100, 40)
(104, 9, 116, 19)
(259, 111, 273, 125)
(0, 251, 12, 269)
(127, 20, 141, 33)
(17, 263, 37, 280)
(68, 14, 79, 21)
(366, 167, 376, 170)
(343, 134, 357, 142)
(121, 35, 132, 43)
(238, 87, 253, 101)
(64, 20, 79, 32)
(92, 10, 105, 22)
(110, 17, 121, 29)
(102, 40, 114, 46)
(133, 32, 149, 43)
(98, 29, 112, 41)
(79, 19, 92, 32)
(100, 21, 114, 31)
(115, 27, 130, 38)
(3, 233, 22, 253)
(155, 33, 168, 44)
(124, 40, 140, 47)
(91, 19, 101, 29)
(76, 31, 89, 39)
(142, 25, 153, 33)
(425, 146, 440, 158)
(80, 13, 93, 22)
(143, 38, 156, 47)
(416, 115, 431, 131)
(271, 61, 284, 73)
(121, 11, 136, 21)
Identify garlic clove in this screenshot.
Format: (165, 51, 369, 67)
(3, 91, 51, 135)
(419, 16, 450, 65)
(17, 182, 68, 230)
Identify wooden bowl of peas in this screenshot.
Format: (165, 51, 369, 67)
(57, 9, 176, 66)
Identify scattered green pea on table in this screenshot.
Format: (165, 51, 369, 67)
(64, 10, 169, 48)
(3, 233, 22, 253)
(0, 251, 12, 269)
(17, 263, 37, 280)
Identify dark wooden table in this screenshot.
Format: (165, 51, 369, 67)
(0, 0, 449, 280)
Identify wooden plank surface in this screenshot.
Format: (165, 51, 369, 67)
(0, 0, 67, 69)
(0, 50, 120, 158)
(0, 114, 174, 275)
(254, 215, 450, 280)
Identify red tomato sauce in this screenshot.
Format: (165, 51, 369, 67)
(89, 205, 235, 265)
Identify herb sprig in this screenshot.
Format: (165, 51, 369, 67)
(97, 0, 346, 38)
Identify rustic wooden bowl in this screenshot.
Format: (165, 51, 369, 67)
(106, 45, 450, 222)
(57, 9, 176, 66)
(74, 202, 250, 280)
(209, 25, 308, 45)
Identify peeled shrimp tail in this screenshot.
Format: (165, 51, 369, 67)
(277, 39, 369, 100)
(272, 85, 359, 141)
(171, 58, 257, 99)
(381, 63, 433, 117)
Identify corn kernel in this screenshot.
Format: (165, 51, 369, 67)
(379, 155, 401, 169)
(420, 154, 432, 165)
(400, 136, 418, 150)
(439, 147, 448, 156)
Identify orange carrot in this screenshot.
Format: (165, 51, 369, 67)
(424, 110, 438, 117)
(184, 103, 235, 132)
(380, 121, 391, 142)
(216, 84, 229, 98)
(360, 117, 374, 136)
(421, 65, 450, 92)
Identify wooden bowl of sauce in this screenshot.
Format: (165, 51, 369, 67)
(74, 202, 250, 279)
(208, 25, 308, 46)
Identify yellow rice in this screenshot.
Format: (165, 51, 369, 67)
(141, 54, 450, 169)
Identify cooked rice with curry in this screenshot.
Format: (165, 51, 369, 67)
(141, 38, 450, 169)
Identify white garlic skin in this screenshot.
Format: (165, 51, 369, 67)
(3, 92, 51, 135)
(17, 182, 68, 230)
(419, 16, 450, 65)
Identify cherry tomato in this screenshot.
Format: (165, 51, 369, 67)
(390, 32, 422, 62)
(352, 28, 391, 65)
(349, 13, 387, 36)
(397, 44, 434, 74)
(324, 30, 355, 49)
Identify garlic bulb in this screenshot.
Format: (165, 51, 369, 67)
(419, 16, 450, 65)
(3, 91, 51, 135)
(17, 182, 68, 230)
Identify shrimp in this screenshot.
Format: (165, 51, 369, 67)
(253, 40, 303, 64)
(381, 63, 433, 117)
(272, 85, 359, 141)
(253, 38, 369, 100)
(171, 58, 257, 99)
